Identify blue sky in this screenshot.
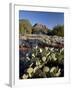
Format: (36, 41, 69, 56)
(19, 10, 64, 29)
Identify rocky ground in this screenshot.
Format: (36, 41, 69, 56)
(19, 34, 64, 48)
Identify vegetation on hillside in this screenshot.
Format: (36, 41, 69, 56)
(19, 19, 32, 34)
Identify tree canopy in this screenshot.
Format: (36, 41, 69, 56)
(19, 19, 32, 34)
(52, 25, 64, 37)
(47, 25, 64, 37)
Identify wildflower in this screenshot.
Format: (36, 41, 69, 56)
(45, 47, 48, 51)
(26, 53, 29, 57)
(29, 63, 33, 67)
(42, 57, 46, 62)
(60, 48, 64, 53)
(32, 53, 35, 57)
(34, 66, 38, 73)
(50, 67, 56, 73)
(27, 67, 34, 74)
(55, 69, 61, 76)
(40, 48, 42, 53)
(50, 48, 54, 51)
(27, 67, 34, 77)
(36, 60, 41, 66)
(36, 45, 38, 49)
(43, 66, 49, 73)
(46, 52, 50, 57)
(51, 53, 57, 61)
(26, 57, 30, 61)
(22, 74, 28, 79)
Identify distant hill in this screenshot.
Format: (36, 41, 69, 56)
(19, 19, 32, 34)
(32, 23, 48, 34)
